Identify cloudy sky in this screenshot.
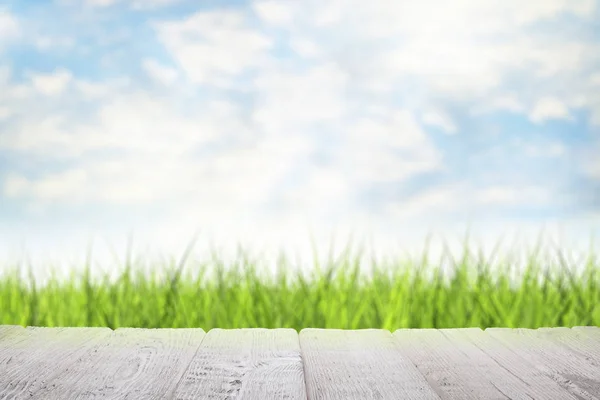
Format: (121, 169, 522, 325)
(0, 0, 599, 282)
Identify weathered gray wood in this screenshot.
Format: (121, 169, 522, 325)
(537, 327, 600, 364)
(0, 325, 29, 364)
(300, 328, 440, 400)
(173, 328, 306, 400)
(0, 327, 113, 399)
(0, 325, 27, 347)
(486, 328, 600, 399)
(0, 325, 25, 338)
(393, 327, 577, 399)
(30, 327, 206, 400)
(2, 326, 600, 399)
(573, 326, 600, 342)
(451, 328, 580, 399)
(393, 328, 495, 400)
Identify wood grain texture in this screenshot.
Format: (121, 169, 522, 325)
(300, 328, 440, 400)
(573, 326, 600, 342)
(0, 326, 112, 399)
(172, 328, 305, 400)
(0, 325, 26, 340)
(486, 327, 600, 399)
(446, 328, 578, 399)
(2, 326, 600, 399)
(393, 327, 577, 399)
(537, 327, 600, 364)
(30, 327, 206, 400)
(0, 325, 27, 349)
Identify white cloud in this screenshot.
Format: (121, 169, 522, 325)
(386, 182, 556, 221)
(74, 78, 131, 100)
(75, 81, 112, 99)
(29, 69, 73, 96)
(252, 0, 294, 26)
(2, 90, 226, 158)
(0, 65, 9, 83)
(421, 108, 457, 134)
(469, 93, 526, 115)
(581, 141, 600, 180)
(340, 110, 442, 183)
(341, 0, 597, 37)
(385, 183, 465, 221)
(3, 174, 29, 198)
(521, 141, 566, 158)
(249, 0, 600, 121)
(142, 58, 178, 85)
(2, 133, 314, 208)
(131, 0, 183, 9)
(289, 38, 321, 58)
(252, 62, 349, 129)
(520, 41, 594, 79)
(83, 0, 182, 7)
(0, 106, 12, 121)
(529, 96, 572, 123)
(85, 0, 118, 6)
(584, 160, 600, 180)
(312, 0, 343, 27)
(474, 185, 552, 206)
(0, 81, 317, 209)
(380, 37, 505, 99)
(22, 169, 88, 201)
(1, 115, 67, 153)
(279, 164, 352, 218)
(0, 9, 19, 52)
(155, 10, 273, 86)
(34, 36, 75, 51)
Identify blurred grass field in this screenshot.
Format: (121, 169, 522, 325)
(0, 233, 598, 330)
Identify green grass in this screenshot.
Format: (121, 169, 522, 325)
(0, 234, 598, 330)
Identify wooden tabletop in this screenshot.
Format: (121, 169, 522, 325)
(0, 325, 598, 399)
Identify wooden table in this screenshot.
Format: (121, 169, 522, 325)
(1, 325, 599, 399)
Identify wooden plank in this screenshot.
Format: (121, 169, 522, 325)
(573, 326, 600, 342)
(486, 328, 600, 399)
(173, 328, 306, 400)
(447, 328, 580, 399)
(300, 328, 440, 400)
(0, 325, 27, 347)
(0, 325, 29, 361)
(393, 327, 577, 399)
(537, 327, 600, 363)
(0, 326, 112, 399)
(2, 325, 598, 399)
(393, 328, 496, 400)
(29, 327, 206, 400)
(0, 325, 25, 338)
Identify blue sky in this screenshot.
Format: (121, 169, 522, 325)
(0, 0, 600, 282)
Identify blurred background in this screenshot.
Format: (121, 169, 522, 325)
(0, 0, 599, 286)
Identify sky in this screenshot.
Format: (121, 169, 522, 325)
(0, 0, 600, 284)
